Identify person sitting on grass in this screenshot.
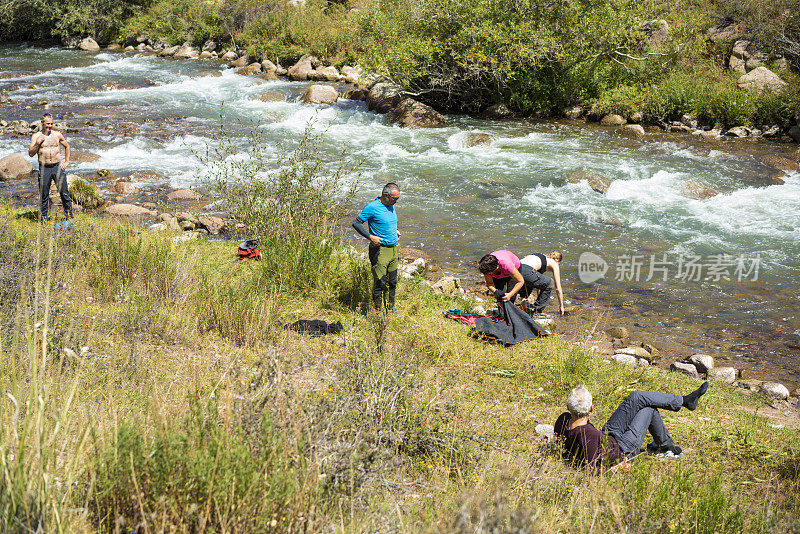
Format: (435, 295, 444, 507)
(553, 382, 709, 473)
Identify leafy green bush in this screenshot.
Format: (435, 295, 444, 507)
(241, 0, 357, 64)
(0, 0, 144, 42)
(69, 177, 104, 210)
(646, 67, 800, 127)
(119, 0, 228, 45)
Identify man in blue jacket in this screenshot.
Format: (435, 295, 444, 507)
(352, 183, 401, 312)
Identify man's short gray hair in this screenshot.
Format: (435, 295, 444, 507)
(567, 385, 592, 417)
(382, 182, 399, 196)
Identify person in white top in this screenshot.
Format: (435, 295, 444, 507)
(519, 251, 565, 315)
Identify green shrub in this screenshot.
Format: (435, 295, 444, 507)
(119, 0, 228, 45)
(0, 0, 144, 42)
(89, 400, 311, 531)
(241, 0, 357, 64)
(69, 178, 104, 210)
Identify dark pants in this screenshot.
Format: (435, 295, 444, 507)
(494, 264, 552, 312)
(602, 391, 681, 453)
(38, 163, 73, 221)
(368, 244, 398, 311)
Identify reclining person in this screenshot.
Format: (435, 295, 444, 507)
(553, 382, 708, 472)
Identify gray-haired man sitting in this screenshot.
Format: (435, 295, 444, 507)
(553, 382, 708, 472)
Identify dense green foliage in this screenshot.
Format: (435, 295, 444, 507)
(2, 0, 799, 126)
(0, 0, 145, 42)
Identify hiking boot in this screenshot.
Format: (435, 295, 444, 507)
(648, 442, 683, 459)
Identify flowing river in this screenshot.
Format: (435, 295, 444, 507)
(2, 44, 799, 387)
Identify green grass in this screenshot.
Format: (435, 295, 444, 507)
(0, 202, 798, 532)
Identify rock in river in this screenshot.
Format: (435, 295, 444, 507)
(366, 83, 405, 114)
(105, 203, 156, 216)
(0, 153, 33, 181)
(388, 99, 446, 128)
(300, 85, 338, 104)
(166, 189, 200, 201)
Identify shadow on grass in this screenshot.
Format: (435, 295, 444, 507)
(15, 209, 38, 222)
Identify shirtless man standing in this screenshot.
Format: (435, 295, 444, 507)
(29, 113, 72, 222)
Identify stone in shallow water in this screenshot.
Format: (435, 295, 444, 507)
(166, 189, 200, 201)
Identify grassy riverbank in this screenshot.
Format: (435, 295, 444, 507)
(2, 202, 799, 532)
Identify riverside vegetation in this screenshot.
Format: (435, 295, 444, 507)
(1, 127, 800, 531)
(1, 0, 800, 131)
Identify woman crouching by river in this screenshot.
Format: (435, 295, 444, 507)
(479, 250, 565, 316)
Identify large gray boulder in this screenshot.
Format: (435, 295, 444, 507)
(287, 54, 318, 81)
(236, 62, 262, 76)
(261, 59, 277, 74)
(387, 98, 446, 128)
(312, 66, 339, 82)
(366, 83, 405, 114)
(708, 366, 736, 383)
(166, 189, 200, 201)
(737, 67, 787, 93)
(173, 44, 199, 60)
(615, 346, 652, 362)
(707, 23, 741, 42)
(300, 84, 338, 104)
(220, 51, 238, 62)
(620, 124, 646, 138)
(670, 362, 699, 378)
(566, 170, 611, 194)
(600, 114, 627, 126)
(0, 153, 33, 181)
(230, 55, 250, 68)
(687, 354, 714, 373)
(159, 45, 180, 57)
(760, 382, 790, 400)
(78, 37, 100, 51)
(614, 354, 637, 367)
(340, 65, 362, 84)
(432, 276, 462, 296)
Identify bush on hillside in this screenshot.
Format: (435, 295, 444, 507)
(0, 0, 144, 42)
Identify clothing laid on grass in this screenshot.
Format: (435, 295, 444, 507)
(356, 197, 398, 246)
(369, 244, 398, 311)
(473, 301, 549, 344)
(489, 250, 520, 279)
(38, 163, 72, 220)
(285, 319, 343, 336)
(493, 264, 552, 312)
(443, 309, 492, 328)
